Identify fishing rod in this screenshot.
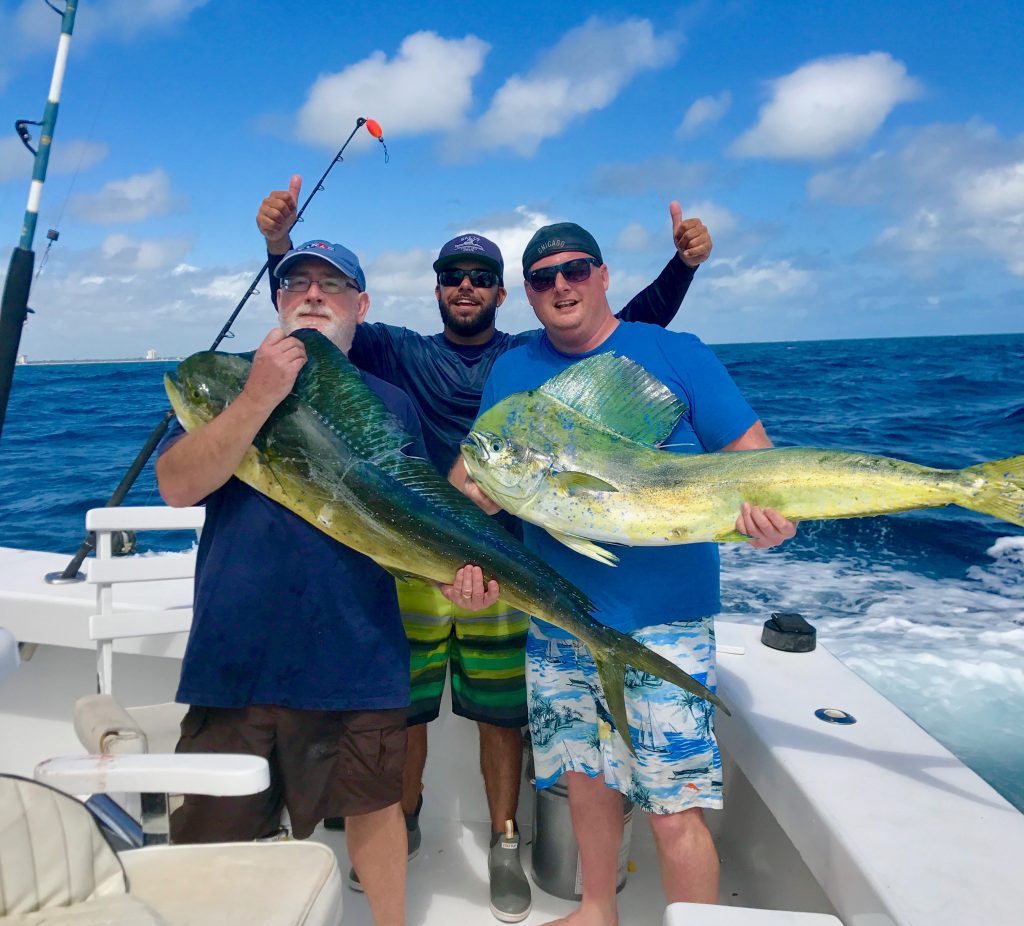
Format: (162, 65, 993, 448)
(47, 116, 388, 583)
(0, 0, 79, 444)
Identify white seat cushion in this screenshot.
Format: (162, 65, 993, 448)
(0, 776, 126, 916)
(1, 894, 167, 925)
(121, 841, 342, 926)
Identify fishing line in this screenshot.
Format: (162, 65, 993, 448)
(49, 116, 390, 582)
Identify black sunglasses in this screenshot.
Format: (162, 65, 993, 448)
(524, 257, 601, 292)
(437, 268, 500, 289)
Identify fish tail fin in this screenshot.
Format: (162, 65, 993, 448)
(592, 636, 732, 756)
(959, 454, 1024, 526)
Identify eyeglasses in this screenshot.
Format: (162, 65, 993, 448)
(437, 268, 500, 289)
(524, 257, 601, 292)
(280, 276, 360, 294)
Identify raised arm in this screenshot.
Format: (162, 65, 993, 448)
(256, 176, 301, 310)
(156, 330, 305, 507)
(615, 201, 712, 327)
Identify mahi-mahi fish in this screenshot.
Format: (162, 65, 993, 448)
(164, 329, 724, 752)
(461, 352, 1024, 566)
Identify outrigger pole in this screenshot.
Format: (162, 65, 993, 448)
(0, 0, 78, 444)
(48, 116, 387, 583)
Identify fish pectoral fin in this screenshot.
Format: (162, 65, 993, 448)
(551, 471, 620, 494)
(715, 528, 754, 543)
(545, 528, 620, 566)
(594, 655, 635, 756)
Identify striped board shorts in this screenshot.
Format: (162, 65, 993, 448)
(526, 616, 723, 815)
(398, 577, 530, 728)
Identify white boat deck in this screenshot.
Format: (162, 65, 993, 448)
(3, 544, 1024, 925)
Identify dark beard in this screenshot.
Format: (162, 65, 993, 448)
(438, 295, 498, 337)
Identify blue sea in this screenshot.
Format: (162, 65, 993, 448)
(1, 333, 1022, 810)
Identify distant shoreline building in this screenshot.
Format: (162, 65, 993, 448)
(145, 349, 158, 360)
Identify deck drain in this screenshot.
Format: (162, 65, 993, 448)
(815, 708, 856, 725)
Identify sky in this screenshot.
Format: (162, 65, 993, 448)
(1, 0, 1022, 360)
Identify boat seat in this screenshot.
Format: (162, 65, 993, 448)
(0, 761, 342, 926)
(664, 902, 842, 924)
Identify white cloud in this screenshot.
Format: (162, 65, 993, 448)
(706, 257, 816, 301)
(295, 32, 489, 147)
(9, 1, 210, 58)
(191, 271, 256, 301)
(100, 234, 192, 272)
(956, 161, 1024, 217)
(69, 168, 185, 224)
(731, 52, 922, 161)
(683, 200, 738, 238)
(616, 223, 651, 252)
(810, 122, 1024, 276)
(677, 91, 731, 138)
(467, 17, 678, 157)
(13, 244, 273, 361)
(0, 137, 108, 184)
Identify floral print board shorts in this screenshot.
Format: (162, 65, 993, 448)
(526, 617, 723, 815)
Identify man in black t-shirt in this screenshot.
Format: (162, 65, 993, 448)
(257, 181, 712, 921)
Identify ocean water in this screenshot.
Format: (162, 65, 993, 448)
(1, 333, 1022, 809)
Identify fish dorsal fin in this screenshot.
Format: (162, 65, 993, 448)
(538, 352, 687, 447)
(290, 329, 410, 461)
(288, 330, 536, 539)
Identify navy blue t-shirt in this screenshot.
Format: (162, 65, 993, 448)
(268, 252, 697, 475)
(160, 370, 426, 711)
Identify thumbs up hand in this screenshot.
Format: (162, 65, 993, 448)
(670, 201, 712, 268)
(257, 175, 302, 255)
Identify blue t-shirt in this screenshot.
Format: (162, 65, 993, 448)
(160, 370, 426, 711)
(479, 322, 757, 637)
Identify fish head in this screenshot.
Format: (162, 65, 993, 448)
(164, 351, 251, 432)
(461, 429, 552, 507)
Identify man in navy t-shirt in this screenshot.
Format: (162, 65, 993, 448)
(452, 222, 797, 919)
(157, 239, 467, 926)
(257, 180, 713, 921)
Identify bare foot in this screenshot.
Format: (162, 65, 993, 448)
(541, 904, 618, 926)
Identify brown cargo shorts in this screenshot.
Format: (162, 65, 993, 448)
(169, 703, 406, 842)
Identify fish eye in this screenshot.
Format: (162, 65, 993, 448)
(490, 439, 503, 453)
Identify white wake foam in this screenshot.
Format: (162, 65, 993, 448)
(718, 537, 1024, 808)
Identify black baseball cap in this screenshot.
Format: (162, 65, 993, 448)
(522, 222, 603, 272)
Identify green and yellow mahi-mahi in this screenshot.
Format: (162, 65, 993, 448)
(461, 352, 1024, 566)
(164, 330, 723, 753)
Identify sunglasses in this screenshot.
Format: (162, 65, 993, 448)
(280, 276, 360, 294)
(524, 257, 601, 292)
(437, 268, 500, 289)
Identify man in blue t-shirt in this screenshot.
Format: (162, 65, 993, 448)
(157, 240, 476, 926)
(257, 179, 714, 920)
(451, 222, 797, 919)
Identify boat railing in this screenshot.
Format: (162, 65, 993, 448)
(86, 506, 204, 696)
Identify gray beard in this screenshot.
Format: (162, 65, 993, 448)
(438, 296, 498, 337)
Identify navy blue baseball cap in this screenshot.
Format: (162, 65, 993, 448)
(432, 233, 504, 282)
(275, 239, 366, 292)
